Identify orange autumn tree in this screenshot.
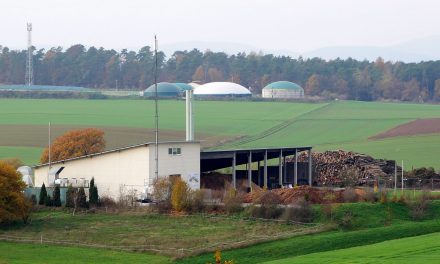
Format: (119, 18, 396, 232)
(40, 128, 106, 163)
(0, 161, 31, 225)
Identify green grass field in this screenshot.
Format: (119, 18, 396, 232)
(0, 209, 313, 257)
(0, 241, 170, 264)
(0, 99, 439, 168)
(264, 232, 440, 264)
(2, 202, 440, 263)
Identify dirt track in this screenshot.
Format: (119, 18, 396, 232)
(370, 118, 440, 140)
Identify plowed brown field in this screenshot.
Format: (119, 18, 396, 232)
(370, 118, 440, 139)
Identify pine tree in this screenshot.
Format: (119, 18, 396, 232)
(39, 183, 47, 205)
(53, 185, 61, 207)
(77, 187, 88, 208)
(89, 178, 99, 206)
(44, 194, 52, 206)
(65, 185, 75, 208)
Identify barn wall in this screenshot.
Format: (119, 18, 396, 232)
(34, 146, 150, 198)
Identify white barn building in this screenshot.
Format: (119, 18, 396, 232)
(33, 141, 200, 199)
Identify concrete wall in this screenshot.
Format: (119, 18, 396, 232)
(262, 89, 304, 99)
(34, 146, 150, 198)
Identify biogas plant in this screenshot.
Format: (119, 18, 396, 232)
(141, 81, 304, 99)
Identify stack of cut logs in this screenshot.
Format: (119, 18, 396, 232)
(289, 150, 397, 186)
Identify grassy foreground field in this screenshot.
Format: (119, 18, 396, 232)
(1, 201, 440, 263)
(0, 241, 170, 264)
(264, 232, 440, 264)
(0, 99, 440, 168)
(0, 209, 315, 257)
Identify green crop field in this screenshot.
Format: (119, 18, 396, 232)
(264, 232, 440, 264)
(0, 98, 439, 168)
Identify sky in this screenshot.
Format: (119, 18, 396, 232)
(1, 0, 440, 54)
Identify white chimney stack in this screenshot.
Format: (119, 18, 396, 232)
(185, 89, 194, 141)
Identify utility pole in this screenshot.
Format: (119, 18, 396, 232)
(154, 35, 159, 181)
(394, 161, 397, 194)
(401, 160, 404, 194)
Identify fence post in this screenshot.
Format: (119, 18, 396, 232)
(40, 234, 43, 244)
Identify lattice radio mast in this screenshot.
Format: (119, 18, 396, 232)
(25, 23, 33, 86)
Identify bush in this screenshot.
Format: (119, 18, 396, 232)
(408, 191, 431, 220)
(99, 196, 117, 208)
(89, 177, 99, 206)
(53, 186, 62, 207)
(190, 189, 206, 213)
(282, 198, 314, 223)
(338, 210, 354, 229)
(247, 191, 283, 219)
(362, 188, 378, 203)
(44, 195, 52, 207)
(65, 185, 76, 208)
(223, 189, 243, 214)
(77, 187, 88, 208)
(342, 188, 358, 203)
(171, 178, 190, 212)
(379, 190, 388, 204)
(30, 194, 37, 206)
(153, 177, 172, 213)
(39, 183, 47, 205)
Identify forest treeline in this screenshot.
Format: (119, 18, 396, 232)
(1, 44, 440, 101)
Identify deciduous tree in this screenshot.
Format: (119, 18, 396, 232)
(0, 161, 30, 224)
(40, 128, 105, 163)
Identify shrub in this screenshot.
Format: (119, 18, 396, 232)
(321, 203, 334, 220)
(39, 183, 47, 205)
(77, 187, 88, 208)
(247, 191, 283, 219)
(30, 194, 37, 206)
(408, 191, 431, 220)
(379, 190, 388, 204)
(99, 196, 117, 208)
(53, 185, 62, 207)
(152, 177, 172, 212)
(89, 177, 99, 206)
(342, 188, 358, 203)
(338, 210, 354, 229)
(223, 189, 243, 214)
(190, 189, 206, 213)
(44, 195, 52, 207)
(65, 185, 76, 208)
(171, 178, 190, 212)
(282, 198, 314, 223)
(362, 188, 378, 202)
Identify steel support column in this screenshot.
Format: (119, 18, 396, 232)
(308, 149, 312, 186)
(279, 149, 283, 187)
(232, 152, 236, 189)
(264, 150, 268, 189)
(294, 149, 298, 186)
(248, 151, 252, 191)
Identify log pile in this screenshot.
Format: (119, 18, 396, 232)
(289, 150, 397, 186)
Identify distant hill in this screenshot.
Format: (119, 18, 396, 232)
(163, 35, 440, 62)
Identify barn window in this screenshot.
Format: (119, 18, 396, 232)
(168, 147, 182, 156)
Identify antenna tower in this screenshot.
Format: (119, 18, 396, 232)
(25, 23, 33, 86)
